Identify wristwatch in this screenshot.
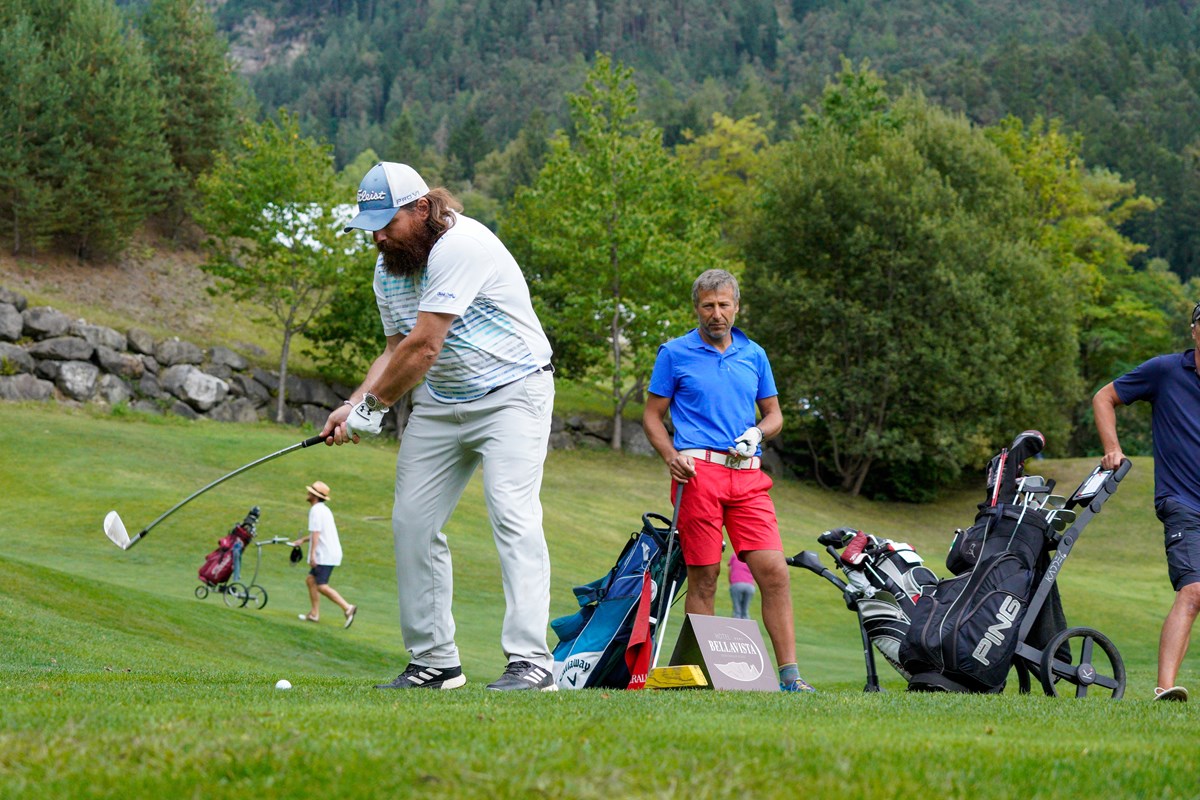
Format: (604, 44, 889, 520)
(362, 391, 389, 413)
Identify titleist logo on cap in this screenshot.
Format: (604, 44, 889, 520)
(358, 190, 388, 202)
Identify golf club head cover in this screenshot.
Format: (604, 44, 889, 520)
(733, 426, 763, 457)
(347, 400, 387, 437)
(817, 527, 859, 547)
(839, 530, 870, 566)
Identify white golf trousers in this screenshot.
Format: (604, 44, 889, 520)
(392, 369, 554, 670)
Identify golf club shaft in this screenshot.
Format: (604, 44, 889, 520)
(651, 482, 685, 667)
(125, 434, 327, 549)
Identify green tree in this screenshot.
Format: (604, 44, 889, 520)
(0, 12, 62, 254)
(1, 0, 173, 258)
(988, 116, 1187, 454)
(674, 112, 772, 248)
(503, 54, 729, 449)
(744, 64, 1077, 498)
(194, 110, 367, 421)
(137, 0, 245, 231)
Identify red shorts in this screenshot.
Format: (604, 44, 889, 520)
(673, 460, 781, 566)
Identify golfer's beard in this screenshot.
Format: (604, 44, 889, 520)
(378, 232, 435, 278)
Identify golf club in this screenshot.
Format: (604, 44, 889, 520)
(650, 482, 685, 670)
(103, 434, 327, 550)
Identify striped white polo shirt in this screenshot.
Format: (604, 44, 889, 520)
(373, 212, 552, 403)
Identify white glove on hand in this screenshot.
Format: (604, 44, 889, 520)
(346, 400, 386, 437)
(733, 426, 763, 458)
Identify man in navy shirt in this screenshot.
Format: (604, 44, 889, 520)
(643, 269, 815, 693)
(1094, 303, 1200, 702)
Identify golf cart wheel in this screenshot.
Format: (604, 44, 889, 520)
(194, 584, 209, 600)
(1038, 626, 1126, 699)
(246, 585, 268, 610)
(223, 582, 249, 608)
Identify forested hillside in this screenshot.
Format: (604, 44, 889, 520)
(6, 0, 1200, 498)
(200, 0, 1200, 278)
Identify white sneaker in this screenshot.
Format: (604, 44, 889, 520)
(1153, 686, 1188, 702)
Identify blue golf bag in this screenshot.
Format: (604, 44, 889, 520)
(551, 511, 685, 689)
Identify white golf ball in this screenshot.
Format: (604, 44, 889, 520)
(275, 679, 292, 690)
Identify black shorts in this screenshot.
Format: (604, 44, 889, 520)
(1154, 498, 1200, 590)
(309, 564, 335, 585)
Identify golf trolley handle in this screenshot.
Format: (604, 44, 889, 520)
(126, 435, 327, 548)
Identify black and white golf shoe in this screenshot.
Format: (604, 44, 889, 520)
(374, 663, 466, 690)
(486, 660, 557, 691)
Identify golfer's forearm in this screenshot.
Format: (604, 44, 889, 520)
(1092, 384, 1122, 453)
(371, 341, 438, 406)
(642, 416, 676, 464)
(756, 412, 782, 441)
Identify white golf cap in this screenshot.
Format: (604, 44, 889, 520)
(343, 162, 430, 232)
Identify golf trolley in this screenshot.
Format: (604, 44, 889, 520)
(195, 506, 298, 610)
(790, 434, 1131, 699)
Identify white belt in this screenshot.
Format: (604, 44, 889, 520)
(679, 449, 761, 470)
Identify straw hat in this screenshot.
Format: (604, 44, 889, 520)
(306, 480, 331, 501)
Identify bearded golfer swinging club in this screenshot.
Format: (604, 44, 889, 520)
(322, 162, 557, 691)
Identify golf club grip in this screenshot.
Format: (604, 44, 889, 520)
(301, 434, 328, 447)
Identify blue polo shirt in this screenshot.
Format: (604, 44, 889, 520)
(647, 327, 777, 454)
(1113, 349, 1200, 512)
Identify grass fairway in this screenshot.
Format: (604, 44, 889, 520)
(1, 404, 1196, 799)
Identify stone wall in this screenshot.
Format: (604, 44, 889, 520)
(0, 286, 660, 456)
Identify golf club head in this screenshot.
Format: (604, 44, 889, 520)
(104, 511, 131, 549)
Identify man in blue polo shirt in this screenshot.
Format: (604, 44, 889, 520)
(1094, 302, 1200, 702)
(643, 268, 815, 693)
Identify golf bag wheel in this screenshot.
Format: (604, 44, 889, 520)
(223, 582, 250, 608)
(194, 584, 209, 600)
(1038, 626, 1126, 699)
(246, 585, 268, 610)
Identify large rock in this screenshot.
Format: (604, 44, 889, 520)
(0, 373, 53, 401)
(0, 343, 34, 374)
(229, 373, 271, 406)
(34, 360, 60, 381)
(0, 288, 27, 311)
(209, 397, 261, 423)
(94, 345, 145, 379)
(54, 361, 100, 401)
(160, 364, 229, 411)
(298, 403, 332, 429)
(138, 372, 162, 399)
(0, 304, 22, 341)
(28, 336, 94, 362)
(22, 307, 71, 339)
(130, 399, 163, 415)
(140, 354, 159, 375)
(96, 373, 132, 405)
(288, 375, 341, 408)
(621, 423, 655, 457)
(127, 328, 156, 355)
(70, 321, 127, 351)
(170, 399, 200, 419)
(208, 345, 248, 371)
(252, 367, 279, 393)
(156, 338, 204, 366)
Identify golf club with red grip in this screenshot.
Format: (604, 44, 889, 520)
(103, 434, 327, 550)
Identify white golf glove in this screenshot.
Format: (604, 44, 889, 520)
(346, 400, 387, 437)
(733, 426, 763, 458)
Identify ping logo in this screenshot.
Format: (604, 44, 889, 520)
(358, 190, 388, 202)
(971, 595, 1022, 665)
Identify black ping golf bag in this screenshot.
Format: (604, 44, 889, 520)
(898, 431, 1062, 692)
